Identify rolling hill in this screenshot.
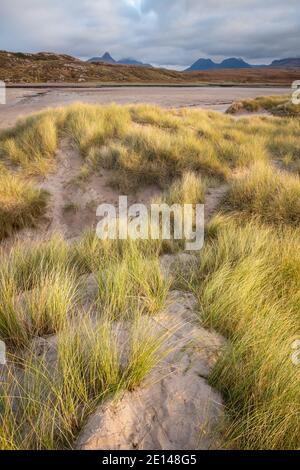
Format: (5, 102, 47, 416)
(0, 50, 299, 86)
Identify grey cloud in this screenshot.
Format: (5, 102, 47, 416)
(0, 0, 299, 67)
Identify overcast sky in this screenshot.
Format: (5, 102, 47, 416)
(0, 0, 299, 68)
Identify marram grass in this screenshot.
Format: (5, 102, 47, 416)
(1, 102, 300, 450)
(189, 214, 300, 449)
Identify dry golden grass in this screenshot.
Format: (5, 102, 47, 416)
(0, 113, 58, 175)
(165, 171, 207, 205)
(0, 313, 172, 449)
(0, 171, 48, 240)
(227, 95, 300, 117)
(0, 235, 172, 449)
(226, 161, 300, 225)
(2, 103, 299, 188)
(0, 104, 299, 254)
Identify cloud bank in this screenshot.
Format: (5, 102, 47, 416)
(0, 0, 299, 67)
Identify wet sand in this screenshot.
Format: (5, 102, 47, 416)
(0, 86, 289, 129)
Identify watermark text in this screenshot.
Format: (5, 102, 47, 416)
(96, 196, 204, 251)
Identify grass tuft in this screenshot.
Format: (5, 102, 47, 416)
(226, 161, 300, 226)
(189, 215, 300, 449)
(0, 172, 48, 240)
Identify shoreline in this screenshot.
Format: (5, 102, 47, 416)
(5, 82, 293, 89)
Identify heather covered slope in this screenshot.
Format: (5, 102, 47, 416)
(1, 50, 299, 85)
(0, 51, 183, 84)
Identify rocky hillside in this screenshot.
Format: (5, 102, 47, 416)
(0, 50, 180, 84)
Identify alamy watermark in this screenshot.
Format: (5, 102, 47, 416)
(0, 80, 6, 105)
(96, 196, 204, 251)
(0, 340, 6, 366)
(291, 81, 300, 105)
(291, 340, 300, 366)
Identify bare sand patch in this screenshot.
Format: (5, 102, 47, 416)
(76, 290, 225, 450)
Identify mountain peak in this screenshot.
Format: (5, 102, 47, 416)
(87, 52, 116, 64)
(87, 52, 152, 67)
(101, 52, 115, 62)
(270, 58, 300, 68)
(186, 56, 252, 71)
(220, 57, 251, 68)
(185, 58, 217, 71)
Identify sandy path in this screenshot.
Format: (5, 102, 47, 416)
(76, 291, 225, 450)
(0, 86, 289, 130)
(76, 185, 229, 451)
(1, 140, 161, 251)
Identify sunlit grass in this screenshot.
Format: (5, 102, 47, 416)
(189, 215, 300, 449)
(226, 161, 300, 225)
(226, 94, 300, 117)
(1, 103, 299, 232)
(0, 171, 48, 240)
(0, 225, 172, 449)
(0, 261, 78, 348)
(97, 245, 170, 319)
(130, 104, 182, 130)
(63, 103, 130, 156)
(2, 102, 299, 187)
(0, 113, 59, 175)
(1, 101, 300, 451)
(0, 312, 173, 449)
(165, 171, 206, 205)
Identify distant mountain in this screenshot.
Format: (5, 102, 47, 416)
(186, 57, 251, 71)
(186, 56, 300, 71)
(118, 57, 152, 67)
(269, 58, 300, 68)
(220, 58, 252, 69)
(87, 52, 116, 64)
(186, 58, 219, 71)
(87, 52, 152, 67)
